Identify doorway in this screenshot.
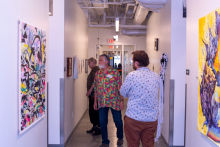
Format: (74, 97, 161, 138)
(96, 44, 136, 82)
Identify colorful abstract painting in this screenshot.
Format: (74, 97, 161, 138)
(19, 21, 46, 134)
(198, 8, 220, 146)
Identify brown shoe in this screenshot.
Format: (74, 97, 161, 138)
(117, 139, 123, 146)
(99, 143, 109, 147)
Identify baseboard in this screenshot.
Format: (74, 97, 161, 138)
(48, 145, 64, 147)
(161, 135, 184, 147)
(161, 135, 169, 147)
(64, 109, 88, 147)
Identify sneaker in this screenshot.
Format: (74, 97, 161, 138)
(117, 139, 123, 146)
(86, 126, 96, 133)
(99, 143, 109, 147)
(94, 127, 101, 135)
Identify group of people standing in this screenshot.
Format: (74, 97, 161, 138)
(86, 50, 160, 147)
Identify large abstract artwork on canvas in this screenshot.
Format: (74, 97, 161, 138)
(198, 8, 220, 145)
(19, 21, 46, 134)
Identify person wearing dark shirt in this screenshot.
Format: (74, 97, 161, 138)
(114, 63, 117, 69)
(117, 63, 122, 75)
(86, 57, 101, 135)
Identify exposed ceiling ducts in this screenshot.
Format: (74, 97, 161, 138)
(77, 0, 167, 36)
(133, 5, 149, 25)
(121, 29, 146, 36)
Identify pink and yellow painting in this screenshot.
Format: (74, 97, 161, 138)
(198, 8, 220, 146)
(19, 21, 46, 134)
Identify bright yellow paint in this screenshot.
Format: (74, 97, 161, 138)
(42, 44, 44, 60)
(198, 7, 220, 146)
(21, 83, 27, 94)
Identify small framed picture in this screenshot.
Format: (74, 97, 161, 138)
(67, 57, 72, 77)
(154, 38, 159, 51)
(85, 59, 88, 73)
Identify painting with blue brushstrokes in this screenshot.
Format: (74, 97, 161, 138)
(198, 8, 220, 146)
(19, 21, 46, 134)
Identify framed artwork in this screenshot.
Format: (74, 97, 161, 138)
(85, 59, 88, 73)
(19, 21, 46, 134)
(78, 57, 80, 74)
(198, 8, 220, 146)
(154, 38, 158, 51)
(67, 57, 72, 77)
(81, 59, 82, 73)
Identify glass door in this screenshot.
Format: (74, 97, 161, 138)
(123, 45, 135, 81)
(96, 44, 136, 82)
(96, 45, 122, 71)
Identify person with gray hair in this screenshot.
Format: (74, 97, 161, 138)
(93, 54, 124, 147)
(86, 57, 101, 135)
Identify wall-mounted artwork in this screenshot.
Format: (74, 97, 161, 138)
(81, 59, 82, 73)
(78, 57, 80, 74)
(73, 55, 78, 79)
(85, 59, 88, 73)
(67, 57, 72, 77)
(154, 38, 158, 51)
(198, 8, 220, 146)
(19, 21, 46, 134)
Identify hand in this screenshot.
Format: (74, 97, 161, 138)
(94, 102, 98, 110)
(86, 90, 91, 97)
(120, 101, 124, 110)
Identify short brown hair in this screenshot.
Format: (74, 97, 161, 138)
(132, 50, 150, 67)
(88, 57, 97, 64)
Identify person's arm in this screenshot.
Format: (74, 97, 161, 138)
(119, 95, 124, 110)
(93, 92, 98, 110)
(120, 73, 133, 98)
(86, 69, 98, 97)
(115, 70, 124, 110)
(86, 85, 94, 97)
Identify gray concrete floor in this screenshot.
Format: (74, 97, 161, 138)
(66, 99, 167, 147)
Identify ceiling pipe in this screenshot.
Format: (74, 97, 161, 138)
(139, 4, 163, 9)
(136, 0, 167, 5)
(106, 16, 133, 18)
(103, 12, 106, 24)
(121, 29, 146, 36)
(133, 5, 149, 25)
(88, 24, 146, 29)
(92, 1, 135, 5)
(121, 11, 152, 36)
(81, 7, 105, 9)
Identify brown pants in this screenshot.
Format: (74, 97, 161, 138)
(124, 115, 158, 147)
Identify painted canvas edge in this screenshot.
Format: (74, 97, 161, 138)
(197, 8, 220, 146)
(18, 20, 46, 134)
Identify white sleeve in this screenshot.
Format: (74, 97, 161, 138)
(120, 73, 133, 98)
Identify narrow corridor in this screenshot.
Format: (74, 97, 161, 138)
(66, 99, 167, 147)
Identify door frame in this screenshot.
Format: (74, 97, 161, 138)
(95, 44, 137, 82)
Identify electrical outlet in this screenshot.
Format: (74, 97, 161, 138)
(186, 69, 190, 75)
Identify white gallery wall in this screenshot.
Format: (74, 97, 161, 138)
(146, 0, 186, 146)
(64, 0, 88, 143)
(0, 0, 49, 147)
(88, 28, 146, 59)
(48, 0, 64, 144)
(170, 0, 186, 145)
(186, 1, 220, 147)
(146, 0, 171, 143)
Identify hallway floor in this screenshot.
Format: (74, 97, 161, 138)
(66, 99, 167, 147)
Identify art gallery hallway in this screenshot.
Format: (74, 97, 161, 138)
(65, 99, 167, 147)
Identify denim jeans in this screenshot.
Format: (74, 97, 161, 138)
(99, 107, 123, 145)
